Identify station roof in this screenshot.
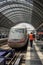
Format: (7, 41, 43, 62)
(0, 0, 43, 29)
(37, 23, 43, 32)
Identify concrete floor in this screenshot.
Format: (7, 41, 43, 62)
(25, 41, 43, 65)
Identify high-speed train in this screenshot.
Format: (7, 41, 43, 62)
(8, 24, 28, 48)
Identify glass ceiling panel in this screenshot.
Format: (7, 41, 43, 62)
(6, 13, 30, 18)
(8, 16, 31, 23)
(0, 5, 10, 12)
(6, 12, 29, 17)
(0, 0, 42, 29)
(8, 15, 23, 19)
(2, 8, 31, 15)
(2, 10, 29, 15)
(4, 11, 28, 15)
(0, 4, 32, 12)
(5, 11, 42, 17)
(5, 13, 31, 23)
(5, 10, 31, 17)
(0, 0, 33, 6)
(0, 2, 42, 17)
(9, 14, 31, 19)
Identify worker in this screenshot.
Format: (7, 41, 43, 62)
(29, 32, 34, 48)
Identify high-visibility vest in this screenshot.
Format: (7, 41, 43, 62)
(29, 34, 33, 40)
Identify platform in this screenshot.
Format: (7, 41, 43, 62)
(25, 41, 43, 65)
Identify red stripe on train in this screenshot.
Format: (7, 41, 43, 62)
(8, 38, 26, 43)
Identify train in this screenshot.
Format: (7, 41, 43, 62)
(36, 31, 43, 41)
(8, 24, 28, 48)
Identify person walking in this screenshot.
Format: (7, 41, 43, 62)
(29, 32, 34, 48)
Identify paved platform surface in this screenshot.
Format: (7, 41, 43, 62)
(25, 41, 43, 65)
(0, 44, 12, 50)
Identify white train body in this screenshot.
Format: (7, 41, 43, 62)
(8, 24, 28, 48)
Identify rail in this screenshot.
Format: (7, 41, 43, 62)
(0, 42, 27, 65)
(0, 38, 8, 46)
(14, 54, 23, 65)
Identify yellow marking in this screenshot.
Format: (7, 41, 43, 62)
(34, 42, 43, 64)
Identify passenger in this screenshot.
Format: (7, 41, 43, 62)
(29, 32, 34, 48)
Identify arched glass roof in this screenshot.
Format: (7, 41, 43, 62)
(0, 0, 43, 29)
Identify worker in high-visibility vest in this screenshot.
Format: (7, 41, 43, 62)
(29, 32, 34, 48)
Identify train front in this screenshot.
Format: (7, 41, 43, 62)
(8, 27, 27, 48)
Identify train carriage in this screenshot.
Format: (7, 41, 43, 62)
(8, 24, 28, 48)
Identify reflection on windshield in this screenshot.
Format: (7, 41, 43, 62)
(12, 29, 24, 33)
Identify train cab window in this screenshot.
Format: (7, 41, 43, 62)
(9, 28, 25, 40)
(15, 29, 24, 33)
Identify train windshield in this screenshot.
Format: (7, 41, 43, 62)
(9, 29, 25, 40)
(15, 29, 24, 33)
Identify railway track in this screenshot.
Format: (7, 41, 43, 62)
(0, 42, 43, 65)
(6, 51, 21, 65)
(6, 51, 26, 65)
(0, 44, 27, 65)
